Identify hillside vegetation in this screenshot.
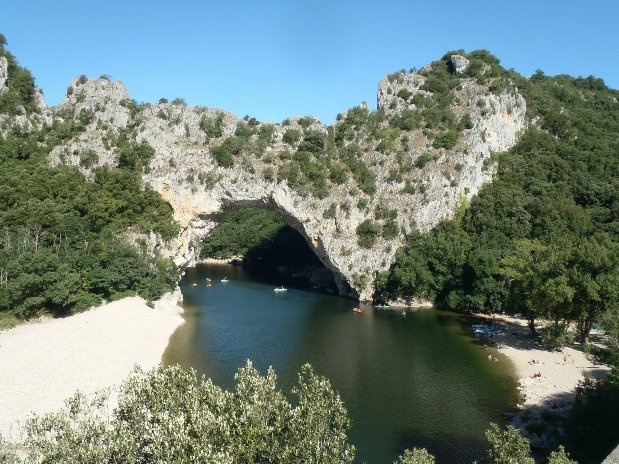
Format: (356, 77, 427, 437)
(0, 36, 179, 322)
(379, 60, 619, 343)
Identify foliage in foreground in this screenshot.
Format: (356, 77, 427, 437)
(563, 368, 619, 464)
(1, 362, 355, 464)
(0, 363, 582, 464)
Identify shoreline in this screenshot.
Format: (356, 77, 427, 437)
(474, 313, 609, 445)
(0, 289, 184, 440)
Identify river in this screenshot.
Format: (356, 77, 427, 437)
(163, 263, 518, 463)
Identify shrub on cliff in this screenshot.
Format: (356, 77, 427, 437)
(0, 36, 38, 115)
(211, 136, 245, 167)
(356, 219, 380, 248)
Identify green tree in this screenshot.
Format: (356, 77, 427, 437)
(479, 423, 534, 464)
(393, 448, 436, 464)
(565, 234, 619, 342)
(547, 446, 578, 464)
(499, 240, 547, 333)
(15, 362, 355, 464)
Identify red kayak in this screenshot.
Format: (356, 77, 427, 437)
(352, 308, 364, 314)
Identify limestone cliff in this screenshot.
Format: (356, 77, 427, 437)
(33, 54, 526, 301)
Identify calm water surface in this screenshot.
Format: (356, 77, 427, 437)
(163, 263, 517, 463)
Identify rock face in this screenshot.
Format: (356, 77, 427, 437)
(449, 54, 470, 74)
(41, 60, 527, 301)
(0, 56, 8, 94)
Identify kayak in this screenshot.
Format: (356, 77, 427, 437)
(274, 287, 288, 292)
(374, 304, 391, 309)
(221, 278, 229, 283)
(352, 308, 364, 314)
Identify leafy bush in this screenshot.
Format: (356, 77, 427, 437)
(383, 219, 399, 238)
(0, 47, 38, 115)
(283, 128, 302, 145)
(394, 448, 435, 464)
(199, 113, 224, 139)
(78, 149, 99, 168)
(564, 371, 619, 463)
(211, 136, 245, 167)
(460, 113, 474, 130)
(298, 130, 326, 153)
(116, 141, 155, 171)
(414, 153, 432, 169)
(479, 423, 534, 464)
(390, 109, 420, 131)
(356, 220, 380, 248)
(433, 130, 459, 149)
(324, 203, 337, 219)
(539, 324, 575, 351)
(10, 362, 356, 463)
(329, 164, 348, 184)
(397, 88, 413, 101)
(297, 116, 314, 128)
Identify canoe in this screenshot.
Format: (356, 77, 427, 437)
(352, 308, 364, 314)
(374, 304, 391, 309)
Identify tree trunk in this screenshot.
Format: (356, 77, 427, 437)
(579, 317, 594, 344)
(528, 312, 536, 334)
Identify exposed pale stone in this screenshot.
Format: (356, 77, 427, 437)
(46, 68, 527, 301)
(0, 56, 8, 94)
(449, 54, 470, 74)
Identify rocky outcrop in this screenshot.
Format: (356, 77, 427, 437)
(377, 72, 429, 113)
(42, 60, 527, 301)
(0, 56, 8, 94)
(449, 54, 470, 74)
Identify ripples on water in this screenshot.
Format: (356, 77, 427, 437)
(163, 263, 517, 464)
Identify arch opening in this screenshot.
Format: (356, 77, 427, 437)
(197, 205, 353, 297)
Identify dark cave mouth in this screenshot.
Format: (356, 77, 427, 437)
(242, 225, 340, 295)
(199, 207, 342, 295)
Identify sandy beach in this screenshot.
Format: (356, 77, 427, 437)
(0, 291, 184, 440)
(481, 315, 610, 409)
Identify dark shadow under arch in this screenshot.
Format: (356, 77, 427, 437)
(200, 202, 354, 297)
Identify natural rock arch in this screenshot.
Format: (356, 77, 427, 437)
(195, 199, 355, 297)
(46, 55, 527, 301)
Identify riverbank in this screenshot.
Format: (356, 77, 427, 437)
(476, 314, 609, 445)
(481, 315, 609, 406)
(0, 291, 184, 439)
